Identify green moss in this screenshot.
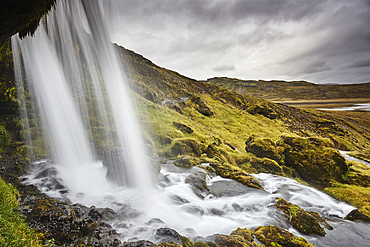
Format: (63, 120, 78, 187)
(249, 157, 284, 176)
(324, 184, 370, 208)
(194, 242, 209, 247)
(0, 176, 45, 246)
(0, 125, 10, 152)
(276, 198, 327, 236)
(254, 225, 313, 247)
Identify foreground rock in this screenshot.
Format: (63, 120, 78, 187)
(276, 198, 331, 236)
(254, 225, 314, 247)
(345, 206, 370, 222)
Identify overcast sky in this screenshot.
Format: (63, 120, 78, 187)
(105, 0, 370, 84)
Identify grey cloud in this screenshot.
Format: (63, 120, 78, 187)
(347, 60, 370, 69)
(213, 64, 235, 72)
(108, 0, 369, 84)
(304, 61, 332, 74)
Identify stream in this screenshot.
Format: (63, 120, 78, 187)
(21, 160, 370, 246)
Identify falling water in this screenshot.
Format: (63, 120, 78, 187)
(12, 0, 153, 192)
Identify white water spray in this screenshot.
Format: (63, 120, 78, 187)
(12, 0, 153, 192)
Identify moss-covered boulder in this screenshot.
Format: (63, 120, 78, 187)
(276, 198, 329, 236)
(345, 206, 370, 222)
(245, 137, 285, 164)
(254, 225, 314, 247)
(210, 228, 259, 247)
(250, 157, 284, 176)
(208, 162, 263, 190)
(345, 161, 370, 187)
(170, 138, 205, 157)
(281, 136, 348, 185)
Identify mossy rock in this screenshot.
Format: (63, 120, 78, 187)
(212, 233, 259, 247)
(345, 206, 370, 222)
(250, 157, 284, 176)
(281, 136, 348, 184)
(194, 242, 209, 247)
(245, 136, 285, 164)
(189, 95, 214, 116)
(345, 161, 370, 187)
(173, 156, 199, 168)
(205, 143, 229, 163)
(170, 138, 205, 157)
(254, 225, 314, 247)
(208, 162, 263, 190)
(230, 228, 255, 243)
(276, 198, 328, 236)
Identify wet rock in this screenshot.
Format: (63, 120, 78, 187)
(276, 198, 328, 236)
(155, 228, 182, 245)
(123, 240, 158, 247)
(174, 156, 198, 168)
(173, 122, 193, 134)
(345, 206, 370, 222)
(185, 167, 209, 198)
(208, 162, 263, 190)
(255, 225, 313, 247)
(209, 227, 259, 247)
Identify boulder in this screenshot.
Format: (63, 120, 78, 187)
(254, 225, 313, 247)
(276, 198, 330, 236)
(345, 206, 370, 222)
(174, 156, 198, 168)
(281, 136, 348, 185)
(245, 136, 284, 164)
(208, 162, 263, 190)
(171, 138, 205, 157)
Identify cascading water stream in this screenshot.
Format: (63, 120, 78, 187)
(12, 0, 153, 193)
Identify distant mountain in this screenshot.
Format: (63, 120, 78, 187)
(205, 77, 370, 101)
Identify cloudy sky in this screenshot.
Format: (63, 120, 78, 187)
(105, 0, 370, 84)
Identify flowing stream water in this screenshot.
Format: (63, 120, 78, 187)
(11, 0, 370, 246)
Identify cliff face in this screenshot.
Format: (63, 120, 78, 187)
(0, 0, 56, 46)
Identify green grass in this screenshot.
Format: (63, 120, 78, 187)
(0, 177, 45, 246)
(136, 93, 293, 162)
(324, 184, 370, 208)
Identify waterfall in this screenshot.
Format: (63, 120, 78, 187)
(11, 0, 153, 191)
